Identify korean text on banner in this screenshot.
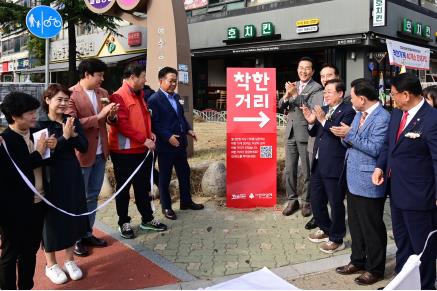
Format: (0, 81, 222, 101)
(226, 68, 277, 208)
(386, 39, 430, 70)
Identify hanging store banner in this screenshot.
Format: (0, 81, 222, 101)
(226, 68, 277, 208)
(386, 39, 430, 70)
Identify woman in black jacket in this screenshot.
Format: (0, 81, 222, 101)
(38, 84, 89, 285)
(0, 92, 55, 290)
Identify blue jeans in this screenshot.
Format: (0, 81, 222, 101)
(81, 154, 106, 237)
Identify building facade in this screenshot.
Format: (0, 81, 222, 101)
(186, 0, 437, 109)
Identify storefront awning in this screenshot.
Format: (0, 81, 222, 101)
(191, 34, 366, 57)
(23, 52, 145, 73)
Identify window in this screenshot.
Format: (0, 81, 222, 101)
(421, 0, 437, 12)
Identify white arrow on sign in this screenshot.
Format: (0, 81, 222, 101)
(233, 111, 270, 128)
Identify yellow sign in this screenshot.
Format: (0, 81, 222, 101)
(97, 34, 126, 57)
(296, 18, 320, 27)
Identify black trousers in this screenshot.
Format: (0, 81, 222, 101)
(310, 160, 346, 244)
(111, 152, 154, 226)
(391, 204, 437, 290)
(347, 193, 387, 276)
(0, 202, 45, 290)
(158, 150, 192, 209)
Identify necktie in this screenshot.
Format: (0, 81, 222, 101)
(326, 107, 335, 119)
(299, 83, 305, 95)
(396, 111, 409, 142)
(359, 112, 368, 128)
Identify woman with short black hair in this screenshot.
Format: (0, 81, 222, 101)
(0, 92, 55, 290)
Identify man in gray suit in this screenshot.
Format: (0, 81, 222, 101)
(305, 64, 340, 229)
(279, 57, 322, 216)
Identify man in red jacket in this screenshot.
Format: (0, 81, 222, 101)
(109, 64, 167, 239)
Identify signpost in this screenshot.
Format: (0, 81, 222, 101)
(226, 68, 277, 208)
(26, 5, 63, 87)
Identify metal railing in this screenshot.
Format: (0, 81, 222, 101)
(194, 109, 287, 127)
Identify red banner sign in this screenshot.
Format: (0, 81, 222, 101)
(226, 68, 277, 208)
(128, 32, 142, 46)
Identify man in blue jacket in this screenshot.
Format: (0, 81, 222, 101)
(148, 67, 204, 220)
(372, 73, 437, 290)
(331, 79, 390, 285)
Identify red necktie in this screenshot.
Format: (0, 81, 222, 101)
(396, 111, 409, 142)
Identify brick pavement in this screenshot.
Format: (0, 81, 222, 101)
(96, 196, 394, 282)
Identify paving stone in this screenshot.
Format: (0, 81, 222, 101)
(187, 262, 201, 271)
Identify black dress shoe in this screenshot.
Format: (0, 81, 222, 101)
(336, 262, 363, 275)
(304, 217, 317, 230)
(73, 240, 89, 257)
(282, 200, 299, 216)
(82, 235, 108, 247)
(162, 208, 177, 220)
(180, 202, 204, 210)
(355, 272, 383, 285)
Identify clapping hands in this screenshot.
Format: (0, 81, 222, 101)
(62, 117, 77, 140)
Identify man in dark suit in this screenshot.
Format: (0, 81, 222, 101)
(148, 67, 204, 220)
(301, 79, 355, 253)
(305, 63, 340, 230)
(372, 73, 437, 290)
(279, 57, 322, 217)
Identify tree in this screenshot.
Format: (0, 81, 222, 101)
(0, 0, 121, 86)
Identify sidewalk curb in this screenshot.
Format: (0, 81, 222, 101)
(146, 244, 397, 290)
(95, 221, 197, 282)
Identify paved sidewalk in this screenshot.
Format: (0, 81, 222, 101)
(96, 196, 394, 283)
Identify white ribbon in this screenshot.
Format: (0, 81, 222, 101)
(1, 140, 155, 217)
(418, 229, 437, 258)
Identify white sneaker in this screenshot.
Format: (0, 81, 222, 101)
(45, 264, 68, 284)
(63, 260, 83, 281)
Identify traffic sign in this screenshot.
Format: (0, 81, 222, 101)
(26, 5, 63, 39)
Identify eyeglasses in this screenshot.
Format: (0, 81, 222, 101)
(323, 90, 338, 95)
(165, 79, 177, 84)
(390, 91, 403, 98)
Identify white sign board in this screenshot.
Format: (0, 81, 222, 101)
(386, 39, 430, 70)
(296, 25, 318, 34)
(373, 0, 386, 27)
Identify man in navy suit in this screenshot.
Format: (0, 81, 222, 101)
(148, 67, 204, 220)
(331, 79, 390, 285)
(301, 79, 355, 253)
(373, 73, 437, 290)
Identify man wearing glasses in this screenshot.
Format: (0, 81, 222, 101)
(372, 73, 437, 289)
(148, 67, 204, 221)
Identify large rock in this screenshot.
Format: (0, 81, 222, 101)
(201, 161, 226, 197)
(169, 179, 179, 203)
(277, 158, 305, 198)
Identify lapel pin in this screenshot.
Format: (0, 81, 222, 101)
(417, 118, 420, 122)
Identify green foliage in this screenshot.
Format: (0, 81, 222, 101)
(27, 35, 45, 66)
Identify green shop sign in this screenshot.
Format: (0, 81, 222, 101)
(401, 18, 432, 40)
(227, 22, 275, 40)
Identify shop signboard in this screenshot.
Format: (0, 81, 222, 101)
(227, 22, 274, 40)
(373, 0, 386, 27)
(295, 18, 320, 34)
(226, 68, 277, 208)
(184, 0, 207, 11)
(386, 39, 430, 70)
(243, 25, 256, 38)
(128, 32, 142, 46)
(400, 18, 432, 41)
